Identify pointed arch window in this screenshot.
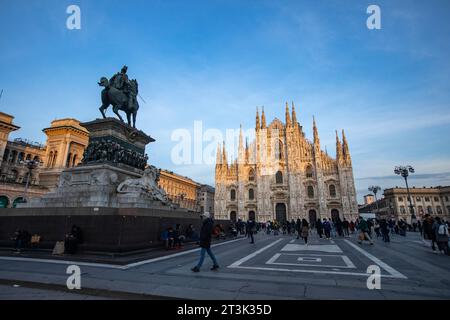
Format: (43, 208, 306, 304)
(275, 171, 283, 184)
(329, 184, 336, 198)
(307, 185, 314, 198)
(277, 140, 284, 160)
(306, 165, 314, 178)
(248, 188, 254, 200)
(248, 168, 255, 181)
(230, 189, 236, 201)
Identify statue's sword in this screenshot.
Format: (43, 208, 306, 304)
(138, 93, 147, 104)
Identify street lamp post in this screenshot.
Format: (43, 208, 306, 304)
(368, 185, 381, 215)
(20, 159, 41, 203)
(394, 165, 416, 223)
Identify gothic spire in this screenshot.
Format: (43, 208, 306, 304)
(255, 107, 260, 131)
(285, 102, 291, 127)
(336, 130, 342, 162)
(313, 116, 320, 146)
(216, 143, 222, 165)
(238, 124, 244, 163)
(292, 101, 297, 125)
(261, 106, 267, 129)
(342, 129, 351, 161)
(222, 141, 227, 166)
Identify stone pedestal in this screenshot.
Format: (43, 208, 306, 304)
(81, 117, 154, 156)
(22, 118, 174, 210)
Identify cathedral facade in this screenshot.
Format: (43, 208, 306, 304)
(214, 103, 358, 224)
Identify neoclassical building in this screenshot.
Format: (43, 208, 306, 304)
(0, 112, 214, 210)
(158, 169, 201, 211)
(214, 102, 359, 224)
(0, 114, 89, 207)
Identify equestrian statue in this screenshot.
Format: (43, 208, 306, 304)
(98, 65, 140, 128)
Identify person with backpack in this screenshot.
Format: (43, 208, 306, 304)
(423, 214, 437, 252)
(192, 212, 219, 272)
(434, 217, 449, 255)
(323, 218, 331, 239)
(301, 219, 310, 245)
(357, 217, 374, 245)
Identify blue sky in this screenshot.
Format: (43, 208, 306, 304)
(1, 0, 450, 202)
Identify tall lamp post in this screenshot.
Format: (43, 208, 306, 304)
(20, 159, 41, 203)
(394, 165, 416, 222)
(368, 185, 381, 215)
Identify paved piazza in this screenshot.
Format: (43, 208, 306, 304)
(0, 231, 449, 300)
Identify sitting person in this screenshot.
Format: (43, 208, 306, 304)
(12, 229, 29, 253)
(173, 224, 185, 249)
(167, 227, 176, 249)
(229, 223, 238, 237)
(186, 224, 199, 243)
(64, 225, 83, 254)
(161, 228, 170, 250)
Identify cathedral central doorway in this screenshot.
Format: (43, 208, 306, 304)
(230, 211, 237, 222)
(331, 209, 340, 221)
(249, 211, 255, 221)
(308, 209, 317, 227)
(275, 203, 287, 224)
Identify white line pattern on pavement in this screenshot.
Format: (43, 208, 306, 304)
(0, 237, 247, 270)
(124, 237, 246, 269)
(231, 265, 406, 278)
(266, 253, 356, 269)
(281, 244, 343, 253)
(228, 239, 284, 268)
(343, 240, 408, 279)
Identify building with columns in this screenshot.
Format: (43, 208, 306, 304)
(383, 186, 450, 223)
(39, 119, 89, 190)
(214, 102, 359, 224)
(0, 115, 89, 207)
(0, 112, 212, 211)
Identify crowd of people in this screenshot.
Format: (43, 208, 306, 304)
(224, 214, 449, 255)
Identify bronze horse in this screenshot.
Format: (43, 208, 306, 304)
(98, 77, 139, 128)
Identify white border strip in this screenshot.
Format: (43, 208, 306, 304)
(0, 256, 123, 269)
(124, 237, 245, 269)
(228, 239, 284, 268)
(0, 237, 246, 270)
(344, 240, 407, 279)
(231, 265, 404, 278)
(265, 253, 356, 269)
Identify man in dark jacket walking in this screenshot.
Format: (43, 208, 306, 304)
(192, 212, 219, 272)
(247, 219, 256, 244)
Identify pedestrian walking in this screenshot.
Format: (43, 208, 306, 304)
(316, 219, 324, 238)
(349, 220, 355, 234)
(357, 217, 374, 245)
(247, 218, 256, 244)
(380, 219, 390, 242)
(336, 218, 344, 237)
(342, 218, 350, 237)
(191, 212, 219, 272)
(433, 217, 449, 255)
(296, 218, 301, 239)
(323, 218, 331, 239)
(423, 214, 437, 252)
(301, 219, 309, 245)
